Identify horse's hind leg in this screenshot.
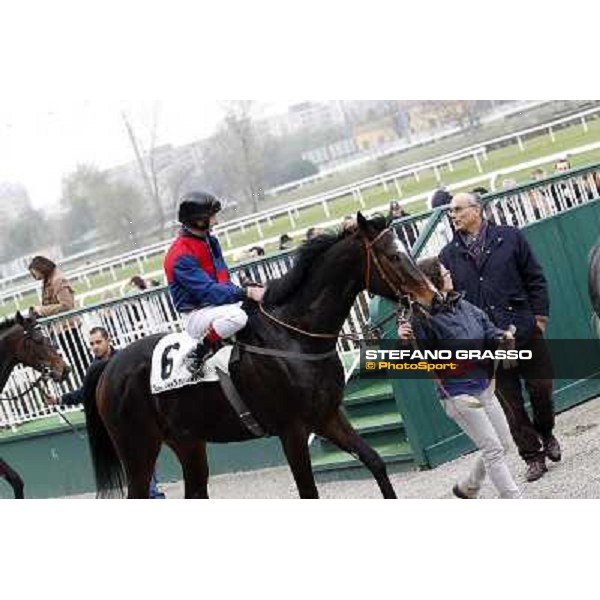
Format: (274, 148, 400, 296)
(0, 458, 24, 499)
(168, 440, 210, 499)
(113, 431, 162, 499)
(280, 423, 319, 499)
(317, 409, 397, 499)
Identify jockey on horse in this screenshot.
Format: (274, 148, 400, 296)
(164, 191, 265, 375)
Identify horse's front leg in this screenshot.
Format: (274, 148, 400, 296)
(317, 409, 397, 499)
(279, 423, 319, 499)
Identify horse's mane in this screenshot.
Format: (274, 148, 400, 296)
(264, 233, 343, 306)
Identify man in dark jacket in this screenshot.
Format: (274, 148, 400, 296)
(439, 192, 561, 482)
(45, 326, 166, 498)
(46, 326, 115, 407)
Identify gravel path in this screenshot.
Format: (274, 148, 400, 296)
(68, 396, 600, 499)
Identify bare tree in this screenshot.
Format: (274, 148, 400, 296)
(122, 108, 165, 231)
(201, 101, 267, 213)
(60, 163, 146, 248)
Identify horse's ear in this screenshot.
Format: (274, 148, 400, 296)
(356, 212, 369, 234)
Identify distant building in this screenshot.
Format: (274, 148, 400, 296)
(302, 138, 358, 167)
(258, 101, 346, 138)
(353, 116, 400, 151)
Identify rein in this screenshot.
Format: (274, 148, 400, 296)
(0, 373, 49, 403)
(258, 228, 404, 342)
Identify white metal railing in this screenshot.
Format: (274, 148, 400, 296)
(2, 103, 599, 303)
(265, 101, 549, 196)
(6, 137, 600, 316)
(0, 253, 369, 428)
(405, 163, 600, 260)
(3, 162, 599, 428)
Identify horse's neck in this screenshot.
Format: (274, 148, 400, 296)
(274, 244, 363, 338)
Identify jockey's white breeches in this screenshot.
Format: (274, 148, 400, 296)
(181, 302, 248, 341)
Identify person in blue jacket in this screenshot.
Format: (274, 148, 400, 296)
(164, 192, 265, 373)
(398, 257, 521, 499)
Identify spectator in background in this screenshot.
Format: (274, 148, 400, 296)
(28, 256, 88, 382)
(387, 200, 409, 224)
(130, 275, 161, 292)
(130, 275, 148, 291)
(29, 256, 75, 318)
(45, 327, 166, 499)
(279, 234, 293, 251)
(387, 200, 418, 249)
(305, 227, 324, 241)
(498, 179, 519, 226)
(529, 169, 551, 219)
(430, 188, 453, 210)
(553, 156, 581, 209)
(248, 246, 265, 258)
(471, 187, 492, 221)
(341, 215, 356, 233)
(555, 157, 571, 173)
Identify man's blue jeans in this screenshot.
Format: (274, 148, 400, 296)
(149, 472, 166, 499)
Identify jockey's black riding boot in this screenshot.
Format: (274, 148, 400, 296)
(186, 339, 212, 377)
(188, 338, 224, 377)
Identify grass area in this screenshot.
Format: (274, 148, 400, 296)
(2, 115, 600, 320)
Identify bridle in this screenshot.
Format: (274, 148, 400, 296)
(0, 326, 63, 403)
(258, 228, 407, 341)
(362, 228, 406, 300)
(0, 371, 51, 403)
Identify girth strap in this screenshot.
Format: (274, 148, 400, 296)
(237, 342, 338, 361)
(216, 367, 266, 438)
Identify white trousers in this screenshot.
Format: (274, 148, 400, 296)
(441, 385, 521, 499)
(181, 302, 248, 341)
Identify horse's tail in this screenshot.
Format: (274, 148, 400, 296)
(83, 359, 125, 498)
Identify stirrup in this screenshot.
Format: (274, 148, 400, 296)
(185, 343, 212, 377)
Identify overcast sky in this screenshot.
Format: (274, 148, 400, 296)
(0, 2, 588, 215)
(0, 98, 293, 211)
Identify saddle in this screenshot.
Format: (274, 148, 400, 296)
(150, 332, 233, 394)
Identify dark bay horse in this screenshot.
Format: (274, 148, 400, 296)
(84, 213, 434, 498)
(0, 312, 71, 498)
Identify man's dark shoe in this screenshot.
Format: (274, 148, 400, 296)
(543, 435, 562, 462)
(525, 459, 548, 482)
(452, 484, 477, 499)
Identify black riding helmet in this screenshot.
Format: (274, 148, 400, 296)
(178, 191, 222, 227)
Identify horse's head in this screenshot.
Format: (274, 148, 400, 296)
(5, 312, 71, 382)
(356, 212, 436, 301)
(589, 242, 600, 319)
